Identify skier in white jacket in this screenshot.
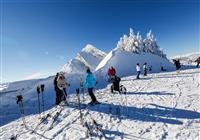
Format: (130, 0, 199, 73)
(136, 63, 141, 79)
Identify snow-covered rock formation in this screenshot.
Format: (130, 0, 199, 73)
(62, 44, 107, 74)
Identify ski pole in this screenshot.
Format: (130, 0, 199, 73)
(67, 86, 70, 103)
(76, 88, 84, 125)
(80, 87, 85, 103)
(36, 86, 41, 115)
(41, 84, 45, 112)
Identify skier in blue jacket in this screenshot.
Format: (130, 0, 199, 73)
(84, 68, 98, 104)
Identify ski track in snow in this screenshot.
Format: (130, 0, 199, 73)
(0, 68, 200, 140)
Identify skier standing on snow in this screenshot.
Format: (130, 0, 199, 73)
(173, 59, 181, 73)
(84, 68, 98, 105)
(149, 65, 152, 71)
(60, 73, 68, 98)
(56, 73, 70, 105)
(136, 63, 141, 79)
(54, 73, 60, 105)
(195, 57, 200, 68)
(143, 62, 147, 76)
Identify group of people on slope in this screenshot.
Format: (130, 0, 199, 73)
(53, 68, 99, 105)
(135, 62, 148, 79)
(53, 56, 200, 105)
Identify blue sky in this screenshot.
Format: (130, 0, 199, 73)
(1, 0, 199, 82)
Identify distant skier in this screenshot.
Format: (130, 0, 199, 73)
(161, 66, 166, 71)
(149, 65, 152, 71)
(143, 62, 147, 76)
(110, 75, 121, 93)
(195, 57, 200, 68)
(56, 73, 70, 105)
(136, 63, 141, 79)
(84, 68, 98, 105)
(173, 59, 181, 73)
(107, 66, 116, 81)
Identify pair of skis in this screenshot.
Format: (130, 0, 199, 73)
(47, 106, 64, 130)
(76, 87, 105, 139)
(84, 116, 105, 139)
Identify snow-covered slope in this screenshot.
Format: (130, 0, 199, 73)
(1, 68, 199, 140)
(171, 52, 200, 65)
(0, 48, 175, 127)
(0, 45, 107, 126)
(96, 48, 175, 77)
(62, 44, 106, 74)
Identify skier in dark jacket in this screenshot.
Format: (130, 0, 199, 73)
(110, 75, 121, 93)
(54, 73, 60, 105)
(195, 57, 200, 68)
(173, 59, 181, 73)
(143, 62, 147, 76)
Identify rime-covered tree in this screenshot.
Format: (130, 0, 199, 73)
(117, 28, 166, 58)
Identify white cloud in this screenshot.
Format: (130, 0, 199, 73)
(23, 72, 49, 80)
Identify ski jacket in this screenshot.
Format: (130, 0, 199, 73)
(84, 73, 96, 88)
(57, 76, 69, 90)
(136, 65, 141, 72)
(143, 64, 147, 70)
(107, 68, 116, 76)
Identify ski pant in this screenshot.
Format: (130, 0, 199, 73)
(144, 69, 147, 76)
(88, 88, 97, 102)
(137, 71, 141, 79)
(55, 87, 63, 105)
(111, 82, 120, 93)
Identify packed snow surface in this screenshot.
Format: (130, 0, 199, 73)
(1, 68, 199, 140)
